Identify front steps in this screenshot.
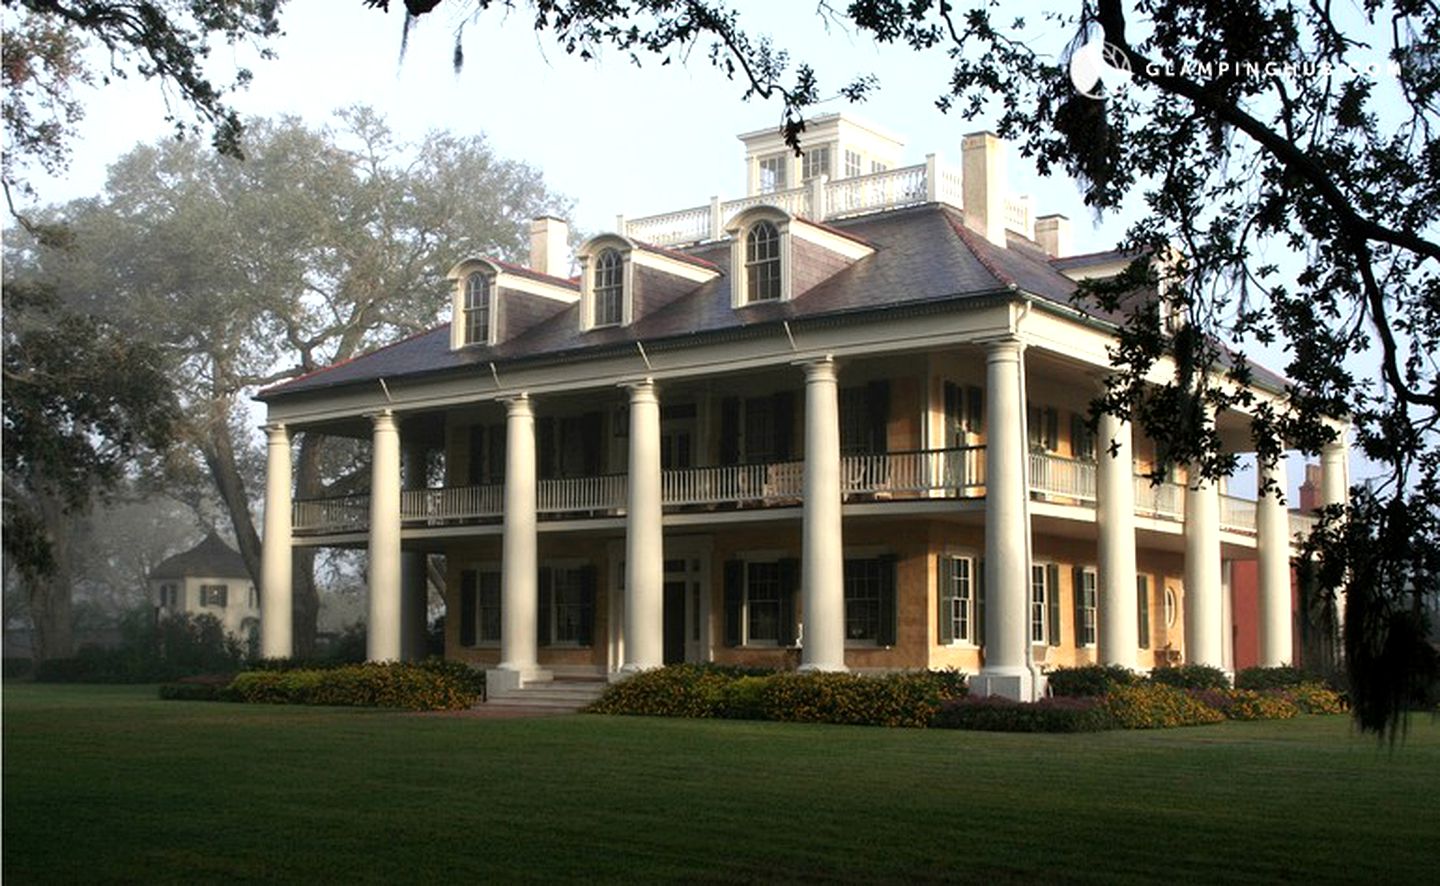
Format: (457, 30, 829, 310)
(484, 677, 608, 713)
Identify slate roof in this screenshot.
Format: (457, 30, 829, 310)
(258, 203, 1287, 400)
(150, 533, 250, 581)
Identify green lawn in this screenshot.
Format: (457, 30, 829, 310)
(4, 684, 1437, 884)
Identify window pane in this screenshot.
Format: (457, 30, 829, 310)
(1030, 565, 1047, 643)
(553, 568, 586, 643)
(746, 221, 781, 302)
(844, 558, 883, 641)
(759, 155, 786, 193)
(466, 273, 490, 344)
(478, 572, 502, 642)
(594, 249, 623, 326)
(746, 562, 781, 643)
(845, 149, 862, 178)
(953, 558, 972, 642)
(803, 145, 831, 180)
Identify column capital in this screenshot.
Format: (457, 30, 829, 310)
(368, 408, 397, 430)
(794, 354, 837, 381)
(262, 423, 289, 442)
(501, 392, 532, 416)
(980, 334, 1025, 361)
(620, 377, 658, 400)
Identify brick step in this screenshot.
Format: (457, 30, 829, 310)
(486, 679, 609, 712)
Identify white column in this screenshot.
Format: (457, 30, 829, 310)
(978, 337, 1031, 699)
(497, 395, 542, 684)
(400, 442, 429, 661)
(367, 410, 402, 662)
(261, 423, 293, 659)
(1096, 410, 1138, 669)
(1320, 435, 1349, 643)
(1183, 466, 1224, 668)
(622, 379, 664, 673)
(799, 357, 846, 672)
(1256, 453, 1293, 666)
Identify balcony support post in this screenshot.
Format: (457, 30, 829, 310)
(1096, 410, 1139, 669)
(1184, 458, 1225, 669)
(1257, 452, 1293, 667)
(494, 394, 547, 690)
(261, 423, 293, 659)
(622, 379, 665, 673)
(975, 336, 1033, 700)
(366, 410, 403, 662)
(799, 357, 847, 672)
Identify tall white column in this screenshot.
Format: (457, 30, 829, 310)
(978, 337, 1031, 699)
(400, 443, 429, 661)
(1320, 434, 1350, 643)
(1096, 410, 1138, 669)
(622, 379, 664, 673)
(261, 423, 293, 659)
(799, 357, 846, 672)
(367, 410, 402, 662)
(1256, 453, 1293, 666)
(498, 395, 542, 683)
(1183, 466, 1224, 668)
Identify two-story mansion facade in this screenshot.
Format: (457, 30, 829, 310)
(257, 116, 1348, 700)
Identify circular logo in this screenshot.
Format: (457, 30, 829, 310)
(1070, 39, 1134, 99)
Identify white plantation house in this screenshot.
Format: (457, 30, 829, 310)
(256, 115, 1347, 701)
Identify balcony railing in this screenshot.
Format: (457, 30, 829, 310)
(293, 494, 370, 534)
(1219, 494, 1258, 535)
(662, 461, 804, 506)
(1029, 452, 1097, 503)
(402, 485, 502, 524)
(842, 446, 986, 498)
(1134, 476, 1184, 520)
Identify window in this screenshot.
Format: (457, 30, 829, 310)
(943, 382, 984, 445)
(1077, 567, 1097, 646)
(539, 565, 595, 646)
(870, 160, 888, 174)
(464, 272, 491, 344)
(844, 149, 862, 178)
(158, 583, 179, 609)
(1138, 575, 1153, 649)
(1030, 563, 1059, 645)
(802, 145, 831, 180)
(758, 154, 787, 193)
(593, 248, 623, 327)
(1072, 412, 1097, 460)
(200, 584, 228, 608)
(938, 555, 977, 644)
(722, 559, 799, 646)
(745, 220, 782, 302)
(1028, 405, 1060, 452)
(248, 587, 259, 609)
(839, 382, 889, 456)
(843, 556, 897, 644)
(467, 423, 506, 485)
(1164, 585, 1177, 628)
(459, 569, 502, 646)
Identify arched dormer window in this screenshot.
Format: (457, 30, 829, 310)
(746, 220, 782, 302)
(465, 272, 492, 345)
(593, 248, 624, 327)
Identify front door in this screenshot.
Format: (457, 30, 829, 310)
(663, 580, 687, 665)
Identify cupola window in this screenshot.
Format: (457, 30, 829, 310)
(745, 220, 782, 302)
(465, 272, 492, 345)
(593, 248, 624, 327)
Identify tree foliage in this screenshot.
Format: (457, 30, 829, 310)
(380, 0, 1440, 737)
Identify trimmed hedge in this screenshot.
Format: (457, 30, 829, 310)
(1235, 665, 1309, 691)
(1046, 664, 1145, 698)
(1148, 664, 1231, 690)
(1190, 688, 1300, 721)
(935, 695, 1113, 732)
(224, 661, 483, 711)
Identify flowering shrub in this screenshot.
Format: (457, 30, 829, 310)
(1046, 664, 1144, 698)
(934, 695, 1114, 732)
(225, 661, 482, 711)
(1148, 664, 1231, 690)
(586, 664, 738, 718)
(1284, 683, 1349, 715)
(1102, 683, 1226, 729)
(1190, 688, 1299, 721)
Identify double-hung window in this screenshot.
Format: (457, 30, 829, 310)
(1077, 567, 1098, 646)
(803, 145, 831, 180)
(938, 555, 978, 644)
(593, 248, 623, 327)
(722, 558, 799, 647)
(844, 149, 862, 178)
(459, 569, 502, 646)
(200, 584, 228, 608)
(745, 220, 782, 302)
(758, 154, 786, 193)
(1030, 563, 1060, 646)
(465, 272, 491, 344)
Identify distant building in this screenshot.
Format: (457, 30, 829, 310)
(150, 533, 259, 642)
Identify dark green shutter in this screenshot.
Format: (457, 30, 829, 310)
(1071, 413, 1088, 459)
(468, 427, 487, 486)
(577, 564, 597, 647)
(719, 398, 740, 465)
(778, 557, 800, 646)
(943, 383, 960, 446)
(966, 385, 984, 434)
(1137, 575, 1151, 649)
(459, 570, 477, 647)
(723, 560, 743, 646)
(537, 566, 553, 647)
(581, 412, 604, 475)
(877, 554, 898, 647)
(487, 424, 506, 483)
(976, 558, 987, 649)
(866, 380, 890, 454)
(1073, 565, 1087, 647)
(938, 555, 956, 644)
(1045, 408, 1060, 451)
(537, 417, 556, 479)
(1046, 562, 1061, 647)
(772, 391, 795, 460)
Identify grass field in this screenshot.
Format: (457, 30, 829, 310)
(4, 684, 1438, 884)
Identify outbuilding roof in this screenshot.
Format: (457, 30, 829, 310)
(150, 533, 250, 581)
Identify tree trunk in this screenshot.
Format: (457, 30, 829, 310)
(290, 433, 327, 657)
(27, 492, 76, 661)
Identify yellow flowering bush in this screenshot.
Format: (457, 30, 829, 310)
(225, 661, 482, 711)
(1102, 683, 1225, 729)
(1285, 683, 1349, 715)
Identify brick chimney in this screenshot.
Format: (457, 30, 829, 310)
(1035, 214, 1072, 258)
(1298, 462, 1322, 511)
(529, 216, 570, 278)
(962, 131, 1008, 248)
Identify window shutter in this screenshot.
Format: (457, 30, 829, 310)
(1046, 562, 1061, 647)
(772, 391, 795, 460)
(487, 423, 506, 483)
(537, 417, 557, 480)
(937, 555, 956, 644)
(866, 380, 890, 454)
(778, 557, 801, 646)
(1071, 413, 1087, 459)
(877, 554, 898, 647)
(1073, 565, 1087, 647)
(966, 385, 984, 435)
(581, 412, 604, 476)
(468, 426, 487, 486)
(577, 564, 597, 647)
(943, 382, 960, 446)
(976, 558, 987, 649)
(459, 570, 477, 647)
(723, 560, 743, 646)
(537, 566, 553, 647)
(1137, 575, 1151, 649)
(1045, 408, 1060, 452)
(719, 398, 740, 465)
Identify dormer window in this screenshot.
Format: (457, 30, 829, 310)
(465, 272, 492, 344)
(746, 220, 782, 302)
(593, 248, 624, 327)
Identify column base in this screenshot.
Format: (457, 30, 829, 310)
(486, 666, 552, 696)
(969, 668, 1034, 702)
(617, 661, 663, 677)
(797, 661, 848, 674)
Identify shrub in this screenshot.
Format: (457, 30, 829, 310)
(33, 612, 243, 684)
(718, 675, 769, 720)
(1046, 664, 1144, 698)
(1102, 683, 1226, 729)
(1149, 664, 1230, 690)
(934, 695, 1114, 732)
(226, 661, 482, 711)
(158, 674, 236, 702)
(1190, 688, 1300, 721)
(586, 664, 738, 718)
(758, 670, 965, 728)
(3, 658, 34, 680)
(1284, 683, 1349, 715)
(1235, 666, 1309, 691)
